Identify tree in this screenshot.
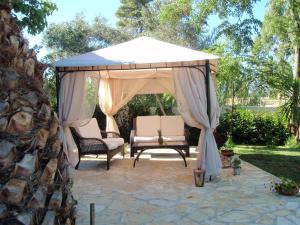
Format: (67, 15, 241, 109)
(43, 13, 131, 60)
(255, 0, 300, 79)
(116, 0, 153, 35)
(159, 0, 262, 54)
(0, 2, 75, 223)
(117, 0, 218, 50)
(1, 0, 57, 35)
(253, 0, 300, 141)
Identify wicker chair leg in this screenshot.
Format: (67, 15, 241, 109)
(75, 157, 81, 170)
(122, 145, 125, 159)
(106, 153, 110, 170)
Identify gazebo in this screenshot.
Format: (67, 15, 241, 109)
(55, 36, 222, 178)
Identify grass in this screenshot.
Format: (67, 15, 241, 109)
(233, 145, 300, 184)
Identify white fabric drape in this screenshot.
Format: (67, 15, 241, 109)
(59, 71, 100, 167)
(173, 67, 221, 177)
(98, 69, 174, 133)
(98, 78, 148, 133)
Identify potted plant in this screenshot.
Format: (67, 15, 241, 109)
(219, 135, 235, 157)
(220, 146, 234, 157)
(269, 177, 299, 196)
(231, 155, 241, 175)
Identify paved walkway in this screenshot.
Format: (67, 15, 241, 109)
(71, 149, 300, 225)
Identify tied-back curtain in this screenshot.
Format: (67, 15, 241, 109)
(98, 78, 148, 133)
(59, 71, 100, 167)
(98, 69, 174, 133)
(173, 67, 221, 177)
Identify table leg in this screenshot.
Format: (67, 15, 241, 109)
(133, 148, 146, 168)
(174, 148, 187, 167)
(185, 147, 190, 157)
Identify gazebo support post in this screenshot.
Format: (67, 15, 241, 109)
(205, 60, 211, 123)
(55, 67, 60, 113)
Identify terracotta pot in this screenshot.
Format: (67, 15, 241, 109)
(221, 149, 234, 157)
(277, 186, 299, 196)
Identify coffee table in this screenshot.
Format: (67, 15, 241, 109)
(132, 141, 189, 168)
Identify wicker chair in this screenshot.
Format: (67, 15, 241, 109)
(70, 119, 124, 170)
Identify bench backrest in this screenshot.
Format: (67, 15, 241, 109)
(136, 115, 184, 136)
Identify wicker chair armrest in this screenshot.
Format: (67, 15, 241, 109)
(100, 130, 121, 138)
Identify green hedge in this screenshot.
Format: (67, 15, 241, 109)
(217, 109, 289, 146)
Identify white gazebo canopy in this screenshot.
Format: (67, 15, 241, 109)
(55, 36, 218, 71)
(55, 36, 222, 179)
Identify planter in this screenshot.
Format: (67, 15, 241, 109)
(221, 149, 234, 157)
(193, 169, 205, 187)
(220, 154, 231, 168)
(233, 167, 241, 175)
(277, 186, 299, 196)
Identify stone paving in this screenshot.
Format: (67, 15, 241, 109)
(71, 148, 300, 225)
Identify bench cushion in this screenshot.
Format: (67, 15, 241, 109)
(75, 118, 102, 139)
(163, 136, 185, 142)
(136, 116, 160, 136)
(103, 138, 124, 147)
(134, 136, 159, 143)
(161, 116, 184, 136)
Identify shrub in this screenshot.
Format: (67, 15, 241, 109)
(218, 109, 289, 146)
(285, 136, 300, 149)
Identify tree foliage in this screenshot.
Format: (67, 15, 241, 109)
(160, 0, 261, 53)
(116, 0, 153, 35)
(4, 0, 57, 35)
(253, 0, 300, 140)
(43, 13, 131, 61)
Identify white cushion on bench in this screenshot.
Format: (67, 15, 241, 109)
(161, 115, 184, 136)
(134, 136, 159, 143)
(75, 118, 102, 139)
(163, 136, 186, 142)
(136, 116, 160, 136)
(103, 138, 124, 147)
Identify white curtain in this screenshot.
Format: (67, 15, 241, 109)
(59, 71, 100, 167)
(173, 67, 221, 178)
(98, 69, 174, 133)
(98, 78, 148, 133)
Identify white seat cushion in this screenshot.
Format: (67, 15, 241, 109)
(163, 136, 186, 142)
(75, 118, 102, 139)
(134, 136, 159, 143)
(161, 116, 184, 136)
(136, 116, 160, 136)
(103, 138, 124, 147)
(102, 139, 119, 150)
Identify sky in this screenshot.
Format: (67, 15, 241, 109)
(25, 0, 268, 59)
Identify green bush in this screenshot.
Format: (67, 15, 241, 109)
(218, 109, 289, 146)
(285, 136, 300, 149)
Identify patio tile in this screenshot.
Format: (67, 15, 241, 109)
(71, 149, 300, 224)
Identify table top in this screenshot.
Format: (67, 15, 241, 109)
(132, 141, 188, 148)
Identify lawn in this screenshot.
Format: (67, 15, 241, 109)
(233, 145, 300, 184)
